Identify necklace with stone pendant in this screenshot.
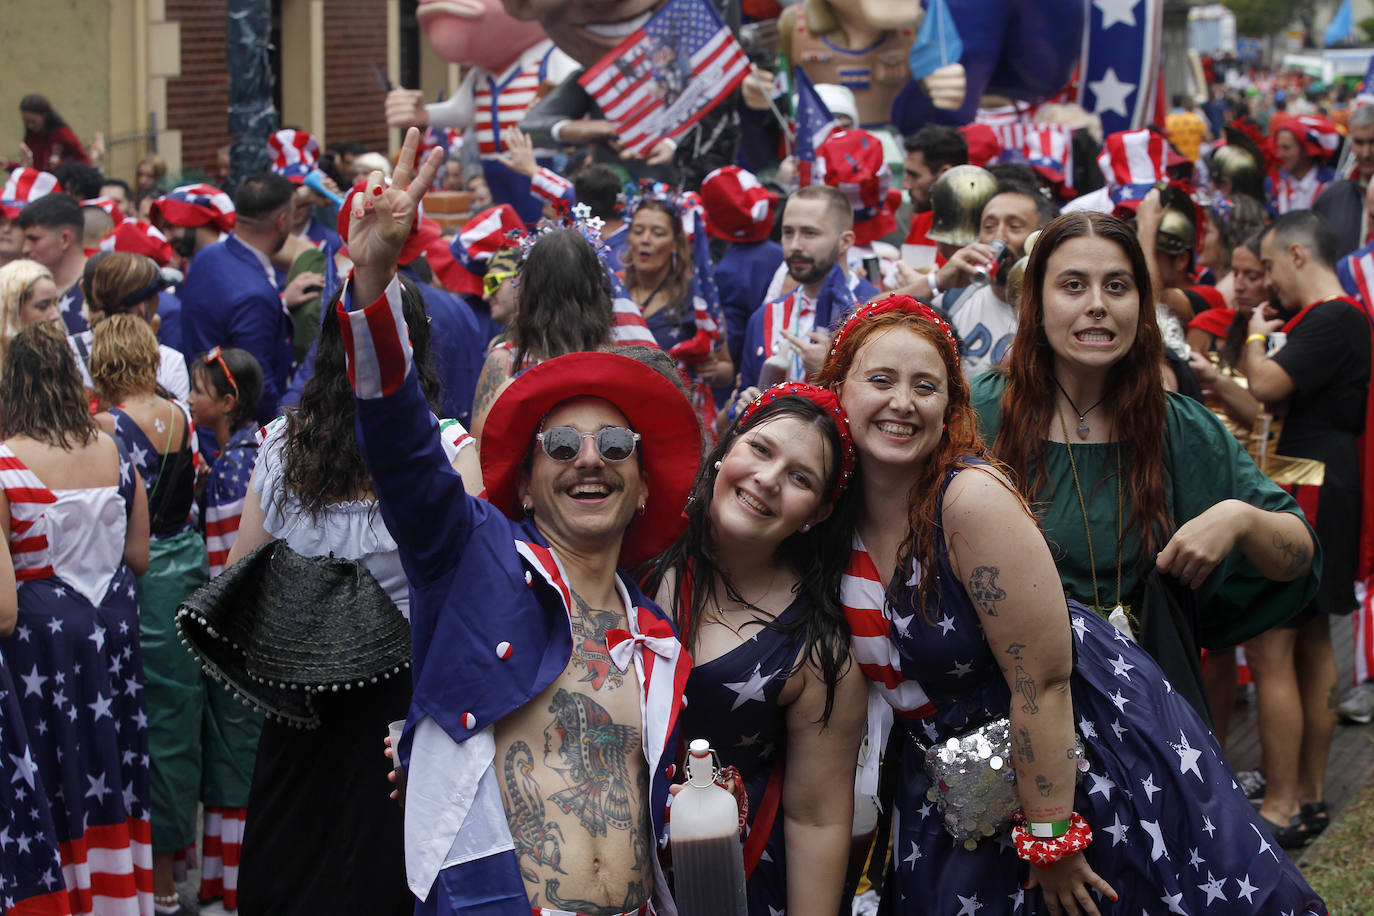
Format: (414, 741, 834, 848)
(1053, 377, 1107, 440)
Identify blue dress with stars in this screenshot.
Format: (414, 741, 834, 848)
(677, 599, 804, 916)
(0, 438, 153, 913)
(854, 467, 1325, 916)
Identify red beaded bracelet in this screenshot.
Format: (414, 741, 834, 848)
(1011, 812, 1093, 869)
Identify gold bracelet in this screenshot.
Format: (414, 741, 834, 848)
(1245, 333, 1267, 345)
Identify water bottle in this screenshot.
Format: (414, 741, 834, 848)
(670, 739, 748, 916)
(966, 239, 1008, 289)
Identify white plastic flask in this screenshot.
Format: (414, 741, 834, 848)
(670, 739, 749, 916)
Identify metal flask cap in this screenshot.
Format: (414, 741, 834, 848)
(928, 164, 999, 247)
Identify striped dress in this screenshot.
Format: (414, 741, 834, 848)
(0, 440, 153, 915)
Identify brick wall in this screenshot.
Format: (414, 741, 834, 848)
(321, 0, 389, 152)
(166, 0, 231, 181)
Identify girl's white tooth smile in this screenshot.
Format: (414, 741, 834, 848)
(736, 488, 771, 515)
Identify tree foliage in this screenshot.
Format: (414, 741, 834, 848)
(1222, 0, 1310, 39)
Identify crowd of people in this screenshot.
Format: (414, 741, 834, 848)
(0, 44, 1369, 916)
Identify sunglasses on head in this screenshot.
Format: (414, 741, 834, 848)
(483, 270, 517, 297)
(535, 426, 640, 462)
(202, 346, 238, 398)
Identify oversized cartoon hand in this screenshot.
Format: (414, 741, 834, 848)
(922, 63, 967, 111)
(349, 126, 444, 304)
(385, 88, 430, 129)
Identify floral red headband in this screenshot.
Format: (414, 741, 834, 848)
(736, 382, 856, 500)
(828, 294, 960, 367)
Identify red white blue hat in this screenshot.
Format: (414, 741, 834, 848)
(815, 129, 898, 245)
(1021, 126, 1074, 188)
(152, 183, 237, 232)
(2, 168, 62, 219)
(1275, 114, 1341, 163)
(99, 219, 174, 266)
(438, 204, 526, 294)
(268, 129, 321, 183)
(82, 196, 128, 227)
(700, 166, 778, 243)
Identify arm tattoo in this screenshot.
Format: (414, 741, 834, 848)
(1035, 775, 1054, 797)
(1272, 530, 1310, 578)
(545, 688, 638, 836)
(503, 740, 567, 882)
(1014, 665, 1039, 714)
(968, 565, 1007, 616)
(1014, 726, 1036, 763)
(1005, 642, 1026, 660)
(472, 352, 510, 420)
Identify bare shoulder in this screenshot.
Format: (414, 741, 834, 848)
(941, 463, 1026, 526)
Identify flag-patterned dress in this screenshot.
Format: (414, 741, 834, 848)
(0, 440, 153, 916)
(677, 599, 804, 916)
(196, 423, 263, 910)
(843, 465, 1327, 916)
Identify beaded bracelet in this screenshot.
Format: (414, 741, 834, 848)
(1011, 812, 1093, 869)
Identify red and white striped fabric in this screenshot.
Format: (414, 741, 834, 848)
(2, 168, 63, 219)
(699, 165, 777, 243)
(198, 806, 246, 911)
(98, 220, 173, 267)
(151, 184, 236, 233)
(57, 816, 153, 916)
(338, 276, 413, 400)
(204, 494, 243, 578)
(842, 541, 935, 719)
(1278, 114, 1341, 161)
(530, 167, 574, 210)
(611, 294, 658, 347)
(474, 44, 558, 156)
(267, 129, 320, 182)
(81, 197, 127, 227)
(1096, 128, 1169, 191)
(1021, 125, 1075, 186)
(0, 444, 58, 581)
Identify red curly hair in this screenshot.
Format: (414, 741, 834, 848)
(817, 301, 1016, 620)
(993, 211, 1172, 569)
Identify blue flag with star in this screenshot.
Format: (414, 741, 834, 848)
(793, 67, 837, 187)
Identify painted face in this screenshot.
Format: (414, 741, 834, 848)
(518, 396, 647, 554)
(902, 150, 937, 212)
(629, 207, 675, 275)
(1274, 129, 1307, 175)
(19, 277, 61, 327)
(839, 327, 949, 474)
(1230, 245, 1266, 316)
(20, 224, 69, 271)
(501, 0, 667, 68)
(979, 192, 1040, 259)
(781, 196, 844, 287)
(1040, 235, 1141, 379)
(710, 415, 833, 549)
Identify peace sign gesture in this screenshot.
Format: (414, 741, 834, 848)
(350, 126, 444, 305)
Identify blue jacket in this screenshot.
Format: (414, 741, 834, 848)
(400, 267, 485, 425)
(716, 239, 783, 370)
(342, 276, 689, 912)
(181, 234, 294, 422)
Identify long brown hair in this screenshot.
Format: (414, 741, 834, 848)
(621, 199, 693, 323)
(815, 306, 999, 619)
(993, 211, 1172, 567)
(0, 322, 98, 448)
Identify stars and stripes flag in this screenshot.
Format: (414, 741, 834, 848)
(793, 67, 838, 188)
(578, 0, 750, 158)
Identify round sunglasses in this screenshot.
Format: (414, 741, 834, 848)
(535, 426, 640, 462)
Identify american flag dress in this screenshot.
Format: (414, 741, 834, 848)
(0, 439, 153, 916)
(196, 424, 262, 910)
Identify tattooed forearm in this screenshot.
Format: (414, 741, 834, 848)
(1014, 665, 1039, 714)
(1035, 775, 1053, 797)
(1014, 726, 1035, 763)
(968, 565, 1008, 616)
(1272, 530, 1310, 578)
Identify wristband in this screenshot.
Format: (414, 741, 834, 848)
(927, 270, 941, 299)
(1245, 333, 1268, 346)
(1028, 819, 1071, 838)
(1012, 812, 1093, 869)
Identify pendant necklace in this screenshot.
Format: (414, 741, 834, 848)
(1053, 377, 1107, 440)
(1059, 410, 1134, 638)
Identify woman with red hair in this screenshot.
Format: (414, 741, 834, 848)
(816, 278, 1325, 913)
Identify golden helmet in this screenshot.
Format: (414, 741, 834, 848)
(928, 165, 999, 247)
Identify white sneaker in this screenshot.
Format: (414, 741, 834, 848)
(1337, 680, 1374, 724)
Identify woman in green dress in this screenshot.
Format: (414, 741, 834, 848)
(970, 209, 1319, 728)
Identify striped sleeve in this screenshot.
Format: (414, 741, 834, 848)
(338, 275, 412, 399)
(529, 166, 575, 208)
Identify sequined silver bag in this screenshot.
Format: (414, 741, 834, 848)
(921, 718, 1087, 849)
